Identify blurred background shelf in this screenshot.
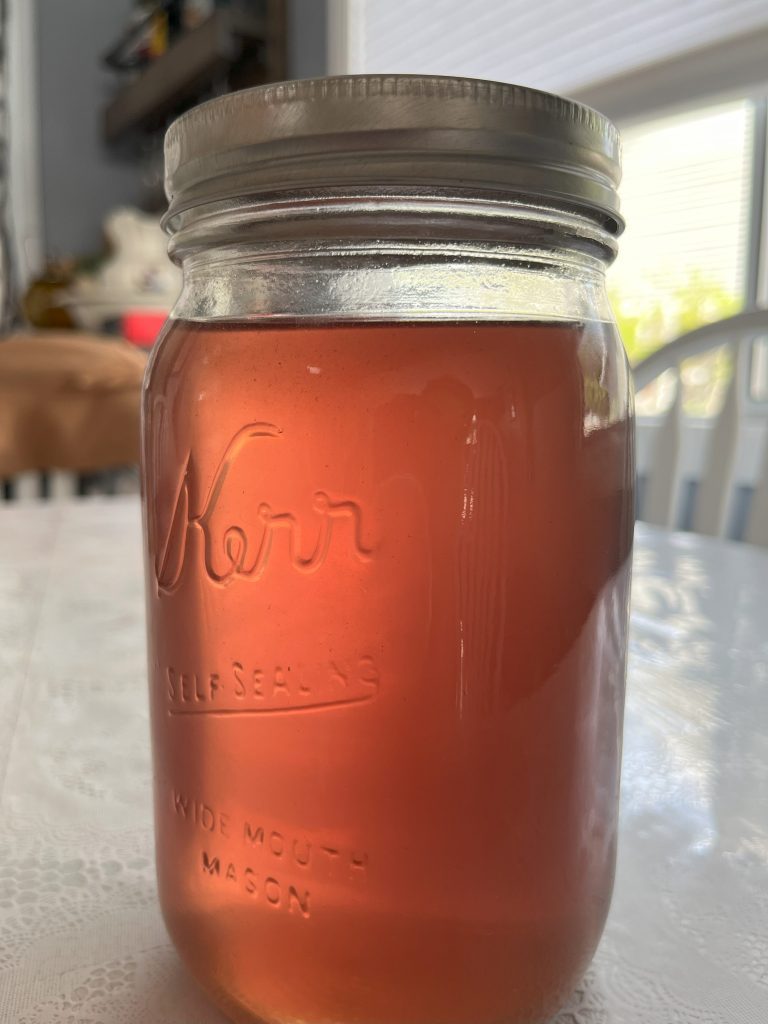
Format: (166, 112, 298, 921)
(103, 4, 286, 144)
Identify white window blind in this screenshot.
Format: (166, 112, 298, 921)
(609, 99, 757, 417)
(609, 100, 754, 357)
(352, 0, 768, 94)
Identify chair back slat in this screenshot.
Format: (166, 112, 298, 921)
(13, 472, 43, 502)
(692, 344, 741, 537)
(745, 436, 768, 546)
(49, 471, 78, 500)
(642, 372, 682, 528)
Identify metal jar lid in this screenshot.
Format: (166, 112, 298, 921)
(164, 75, 622, 234)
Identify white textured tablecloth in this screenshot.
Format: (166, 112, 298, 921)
(0, 497, 766, 1023)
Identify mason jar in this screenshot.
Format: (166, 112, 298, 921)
(142, 75, 634, 1024)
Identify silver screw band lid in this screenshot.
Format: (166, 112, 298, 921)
(164, 75, 622, 234)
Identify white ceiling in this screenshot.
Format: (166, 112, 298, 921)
(354, 0, 768, 94)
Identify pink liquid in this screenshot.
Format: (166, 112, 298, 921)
(142, 319, 634, 1024)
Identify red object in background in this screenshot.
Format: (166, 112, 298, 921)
(122, 310, 168, 348)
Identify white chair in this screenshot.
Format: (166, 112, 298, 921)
(1, 469, 139, 503)
(633, 308, 768, 547)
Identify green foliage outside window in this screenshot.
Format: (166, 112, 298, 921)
(609, 268, 740, 365)
(610, 269, 742, 416)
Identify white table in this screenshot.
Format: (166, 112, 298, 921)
(1, 497, 766, 1024)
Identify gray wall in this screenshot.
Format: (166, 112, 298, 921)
(35, 0, 328, 261)
(36, 0, 143, 259)
(287, 0, 327, 79)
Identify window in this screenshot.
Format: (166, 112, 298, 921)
(609, 98, 766, 414)
(331, 1, 768, 418)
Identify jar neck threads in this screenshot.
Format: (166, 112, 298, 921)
(168, 192, 614, 324)
(167, 190, 617, 265)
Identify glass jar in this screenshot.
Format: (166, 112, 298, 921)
(142, 76, 634, 1024)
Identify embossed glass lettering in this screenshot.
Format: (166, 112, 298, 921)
(155, 423, 371, 593)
